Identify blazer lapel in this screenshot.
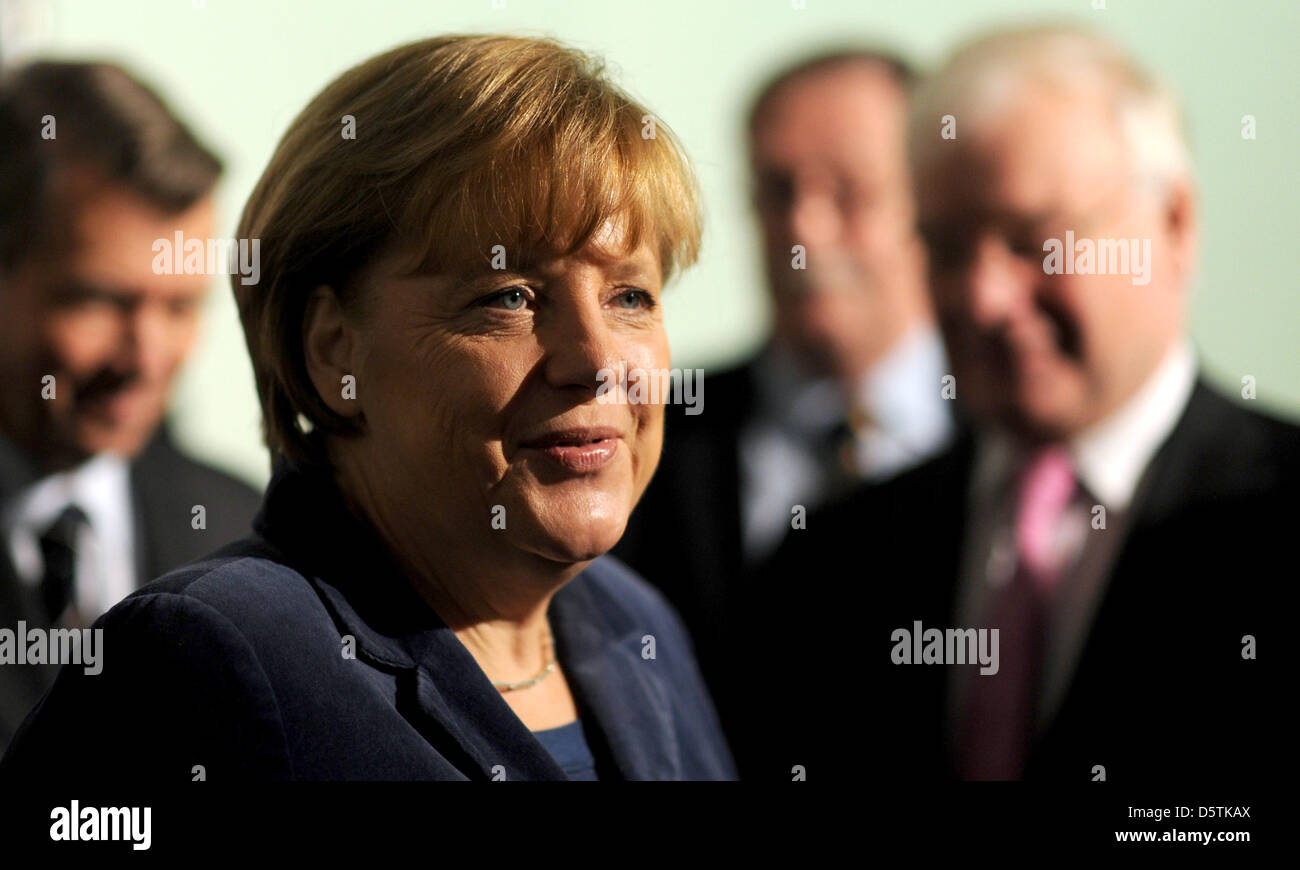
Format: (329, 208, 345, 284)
(549, 575, 681, 781)
(308, 563, 571, 782)
(407, 649, 569, 782)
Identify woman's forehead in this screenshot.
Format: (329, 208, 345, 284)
(397, 216, 664, 283)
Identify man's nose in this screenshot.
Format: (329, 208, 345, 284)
(116, 304, 178, 382)
(960, 234, 1036, 328)
(786, 188, 843, 251)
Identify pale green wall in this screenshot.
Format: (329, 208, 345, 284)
(14, 0, 1299, 486)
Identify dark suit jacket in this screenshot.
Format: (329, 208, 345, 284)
(613, 363, 755, 750)
(1, 461, 737, 781)
(0, 427, 262, 749)
(742, 379, 1297, 782)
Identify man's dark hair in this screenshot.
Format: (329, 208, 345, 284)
(746, 46, 917, 136)
(0, 60, 222, 271)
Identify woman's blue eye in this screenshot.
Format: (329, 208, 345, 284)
(488, 288, 528, 310)
(616, 289, 651, 309)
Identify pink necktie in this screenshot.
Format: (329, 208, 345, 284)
(959, 446, 1076, 780)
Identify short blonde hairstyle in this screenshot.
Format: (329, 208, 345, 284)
(234, 35, 702, 467)
(908, 25, 1192, 186)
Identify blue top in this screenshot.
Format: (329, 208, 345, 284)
(533, 719, 599, 781)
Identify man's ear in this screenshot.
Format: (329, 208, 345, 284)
(303, 285, 362, 419)
(1162, 177, 1198, 285)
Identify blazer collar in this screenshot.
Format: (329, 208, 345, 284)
(253, 461, 680, 780)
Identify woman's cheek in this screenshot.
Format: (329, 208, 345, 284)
(635, 412, 664, 487)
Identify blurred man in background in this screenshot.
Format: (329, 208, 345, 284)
(0, 61, 261, 749)
(754, 26, 1296, 781)
(615, 49, 954, 757)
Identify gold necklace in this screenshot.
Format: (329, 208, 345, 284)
(491, 622, 556, 692)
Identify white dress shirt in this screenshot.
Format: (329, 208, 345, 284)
(950, 338, 1199, 733)
(3, 451, 136, 624)
(739, 325, 955, 564)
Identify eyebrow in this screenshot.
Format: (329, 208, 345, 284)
(920, 205, 1064, 236)
(1014, 207, 1070, 228)
(437, 254, 659, 288)
(51, 280, 139, 304)
(598, 258, 658, 284)
(51, 279, 205, 309)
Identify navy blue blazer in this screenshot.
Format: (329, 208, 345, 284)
(0, 463, 737, 781)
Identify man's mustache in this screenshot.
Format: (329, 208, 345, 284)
(72, 367, 141, 405)
(773, 252, 872, 296)
(949, 295, 1084, 364)
(1038, 297, 1083, 361)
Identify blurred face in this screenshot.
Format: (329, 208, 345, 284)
(334, 223, 668, 570)
(0, 183, 213, 470)
(751, 62, 928, 382)
(915, 86, 1195, 441)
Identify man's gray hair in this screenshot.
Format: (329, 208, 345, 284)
(908, 25, 1192, 188)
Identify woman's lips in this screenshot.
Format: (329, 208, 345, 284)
(534, 438, 618, 472)
(520, 427, 621, 473)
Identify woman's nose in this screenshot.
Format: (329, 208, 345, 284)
(538, 301, 623, 394)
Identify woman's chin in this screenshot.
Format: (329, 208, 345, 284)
(518, 518, 629, 566)
(502, 484, 636, 564)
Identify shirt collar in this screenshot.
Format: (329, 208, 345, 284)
(859, 324, 950, 437)
(974, 339, 1197, 511)
(4, 451, 131, 534)
(1068, 339, 1197, 510)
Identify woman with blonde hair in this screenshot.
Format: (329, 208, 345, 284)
(2, 35, 734, 781)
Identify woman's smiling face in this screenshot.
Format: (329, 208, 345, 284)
(338, 221, 670, 568)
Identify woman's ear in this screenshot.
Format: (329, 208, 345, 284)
(303, 285, 363, 420)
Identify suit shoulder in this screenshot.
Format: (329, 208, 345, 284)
(663, 361, 755, 433)
(700, 362, 758, 394)
(819, 435, 974, 527)
(130, 435, 265, 573)
(122, 539, 332, 645)
(759, 436, 972, 593)
(1168, 382, 1300, 496)
(134, 435, 262, 509)
(1203, 387, 1300, 459)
